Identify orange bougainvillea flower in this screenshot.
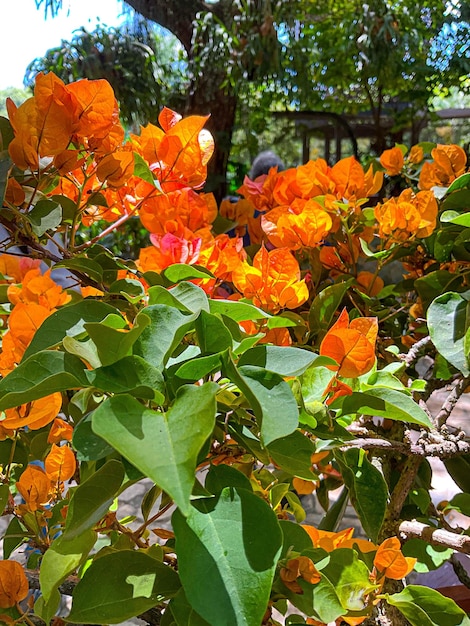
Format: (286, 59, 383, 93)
(261, 199, 333, 250)
(47, 418, 74, 444)
(96, 150, 135, 188)
(356, 271, 384, 297)
(132, 108, 214, 189)
(45, 444, 76, 483)
(138, 234, 202, 273)
(139, 189, 217, 239)
(319, 308, 378, 378)
(374, 188, 438, 241)
(292, 477, 319, 495)
(379, 146, 405, 176)
(280, 556, 321, 593)
(8, 72, 124, 170)
(330, 156, 383, 202)
(0, 560, 29, 608)
(418, 144, 467, 190)
(373, 537, 417, 579)
(0, 254, 41, 284)
(8, 268, 71, 310)
(16, 465, 51, 512)
(2, 393, 63, 431)
(303, 525, 376, 555)
(231, 245, 309, 314)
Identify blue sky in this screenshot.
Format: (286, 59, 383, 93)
(0, 0, 126, 89)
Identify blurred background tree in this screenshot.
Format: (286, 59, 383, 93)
(28, 0, 470, 198)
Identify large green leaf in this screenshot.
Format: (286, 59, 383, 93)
(195, 310, 233, 353)
(337, 388, 433, 428)
(386, 585, 470, 626)
(149, 281, 209, 313)
(428, 291, 470, 375)
(72, 413, 114, 462)
(85, 314, 150, 366)
(133, 304, 199, 369)
(40, 530, 96, 603)
(173, 487, 282, 626)
(335, 449, 388, 543)
(67, 550, 181, 624)
(208, 298, 294, 328)
(238, 345, 333, 377)
(92, 384, 218, 514)
(27, 199, 62, 236)
(267, 430, 317, 479)
(223, 356, 299, 445)
(0, 351, 88, 410)
(23, 300, 117, 359)
(85, 355, 165, 400)
(63, 459, 125, 540)
(168, 589, 211, 626)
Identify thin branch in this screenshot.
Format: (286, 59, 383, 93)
(398, 335, 432, 368)
(435, 377, 470, 428)
(339, 435, 470, 458)
(381, 455, 423, 541)
(399, 520, 470, 555)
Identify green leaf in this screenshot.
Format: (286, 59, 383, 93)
(169, 589, 211, 626)
(149, 281, 209, 313)
(428, 291, 470, 375)
(335, 449, 388, 543)
(0, 149, 13, 206)
(134, 304, 199, 369)
(196, 310, 232, 353)
(27, 199, 62, 236)
(0, 350, 88, 410)
(63, 460, 125, 540)
(448, 492, 470, 516)
(337, 388, 433, 428)
(441, 210, 470, 227)
(23, 300, 117, 359)
(133, 151, 158, 186)
(209, 299, 274, 322)
(223, 355, 299, 445)
(238, 345, 332, 377)
(85, 314, 150, 366)
(205, 464, 253, 495)
(175, 353, 223, 380)
(402, 539, 453, 573)
(279, 520, 313, 558)
(173, 487, 282, 626)
(67, 550, 181, 624)
(0, 483, 9, 514)
(386, 584, 470, 626)
(447, 172, 470, 194)
(319, 548, 377, 612)
(92, 384, 218, 515)
(2, 517, 27, 559)
(35, 590, 61, 626)
(72, 413, 114, 462)
(415, 271, 461, 311)
(40, 530, 96, 603)
(267, 430, 317, 479)
(53, 257, 104, 284)
(318, 486, 349, 532)
(109, 278, 146, 298)
(443, 454, 470, 493)
(163, 264, 215, 284)
(309, 280, 353, 339)
(86, 355, 165, 400)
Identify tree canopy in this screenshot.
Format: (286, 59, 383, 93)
(32, 0, 470, 193)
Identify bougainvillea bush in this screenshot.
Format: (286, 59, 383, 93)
(1, 72, 470, 626)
